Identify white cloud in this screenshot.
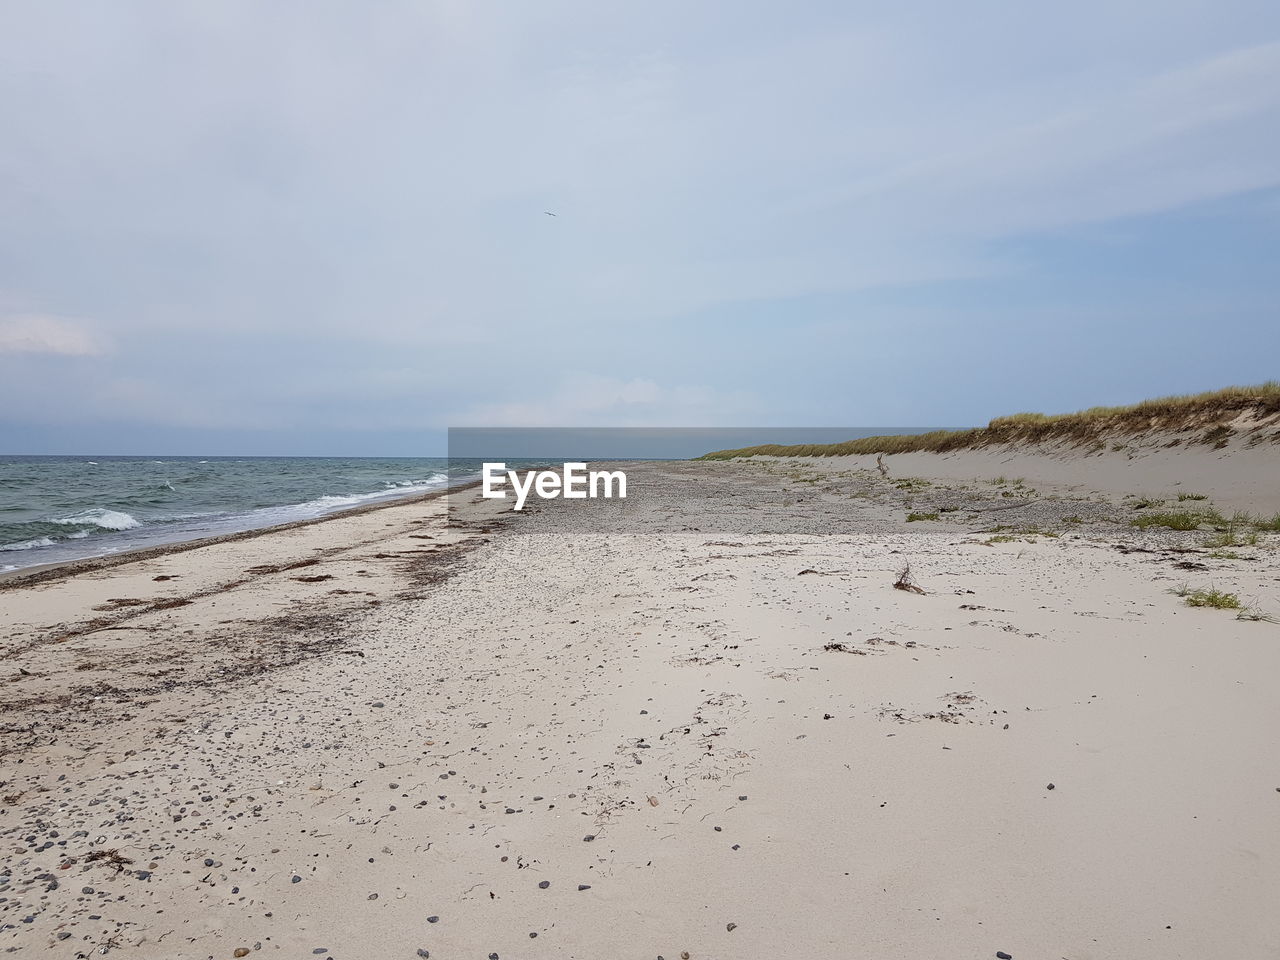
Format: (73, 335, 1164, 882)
(0, 315, 105, 356)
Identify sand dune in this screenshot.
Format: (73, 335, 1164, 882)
(781, 430, 1280, 515)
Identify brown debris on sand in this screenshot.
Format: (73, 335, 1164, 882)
(893, 563, 927, 594)
(822, 641, 868, 655)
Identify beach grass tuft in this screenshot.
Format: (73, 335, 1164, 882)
(1236, 606, 1279, 624)
(1254, 512, 1280, 532)
(1131, 510, 1220, 531)
(1176, 586, 1242, 609)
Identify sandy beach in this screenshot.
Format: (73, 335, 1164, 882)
(5, 3, 1277, 956)
(2, 452, 1278, 959)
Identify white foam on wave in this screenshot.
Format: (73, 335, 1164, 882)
(53, 508, 142, 531)
(386, 476, 444, 489)
(242, 476, 451, 526)
(0, 536, 56, 552)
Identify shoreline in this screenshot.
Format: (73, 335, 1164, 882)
(0, 480, 480, 589)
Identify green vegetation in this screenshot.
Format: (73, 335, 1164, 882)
(980, 524, 1061, 544)
(1208, 549, 1243, 560)
(1173, 585, 1242, 609)
(1177, 492, 1208, 501)
(906, 511, 940, 522)
(1205, 512, 1260, 548)
(1132, 510, 1220, 531)
(1255, 513, 1280, 532)
(1130, 508, 1271, 542)
(697, 383, 1280, 459)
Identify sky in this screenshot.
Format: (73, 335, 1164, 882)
(1, 0, 1278, 455)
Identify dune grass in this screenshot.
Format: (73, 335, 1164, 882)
(698, 383, 1280, 460)
(1237, 606, 1279, 624)
(1172, 585, 1242, 609)
(1131, 510, 1222, 531)
(1255, 512, 1280, 532)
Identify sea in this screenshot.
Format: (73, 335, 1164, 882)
(0, 456, 471, 573)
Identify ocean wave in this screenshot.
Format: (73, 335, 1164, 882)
(52, 508, 141, 531)
(240, 477, 450, 526)
(0, 464, 453, 570)
(0, 536, 56, 552)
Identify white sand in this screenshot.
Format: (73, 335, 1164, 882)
(2, 460, 1278, 959)
(762, 421, 1280, 515)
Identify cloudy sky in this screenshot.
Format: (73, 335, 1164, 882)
(2, 1, 1278, 455)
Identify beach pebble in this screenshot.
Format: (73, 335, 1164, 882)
(291, 875, 302, 883)
(234, 950, 250, 958)
(997, 952, 1013, 959)
(1046, 783, 1055, 790)
(578, 884, 591, 890)
(416, 951, 429, 958)
(427, 915, 440, 923)
(538, 880, 550, 889)
(727, 922, 737, 932)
